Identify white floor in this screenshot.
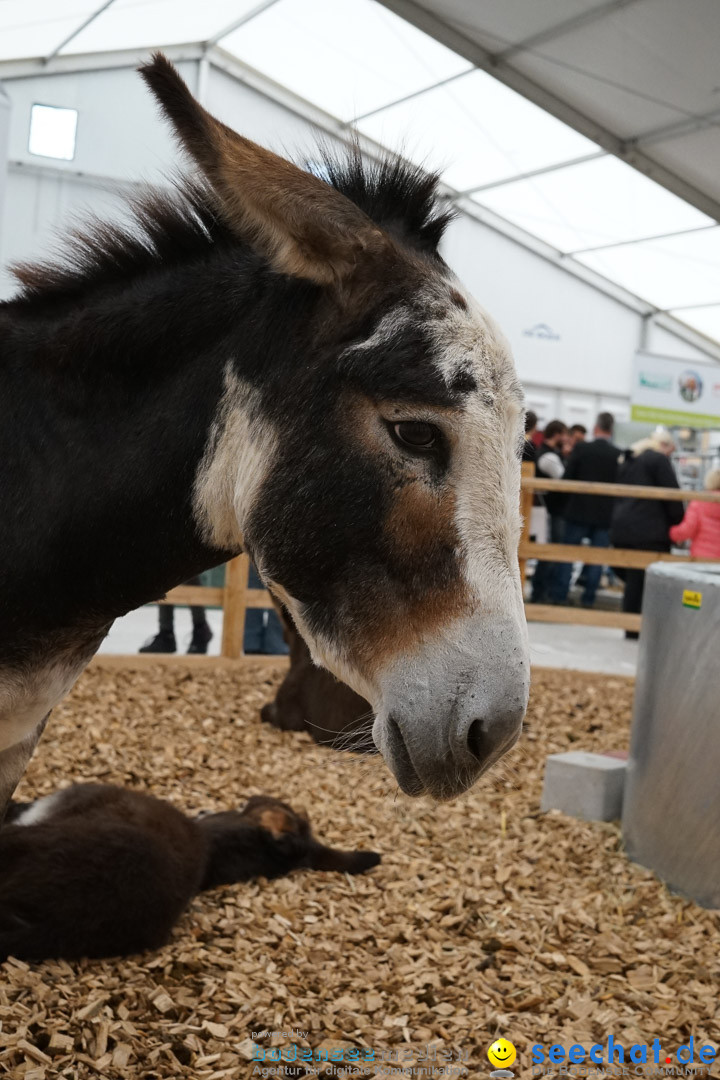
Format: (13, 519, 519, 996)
(527, 620, 638, 676)
(100, 606, 638, 676)
(99, 606, 226, 656)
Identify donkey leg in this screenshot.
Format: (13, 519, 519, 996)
(0, 714, 49, 825)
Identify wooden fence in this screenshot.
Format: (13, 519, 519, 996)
(158, 553, 273, 660)
(519, 461, 720, 632)
(107, 464, 720, 663)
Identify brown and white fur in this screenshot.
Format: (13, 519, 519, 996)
(0, 54, 529, 817)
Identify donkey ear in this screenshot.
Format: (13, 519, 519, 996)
(139, 53, 389, 286)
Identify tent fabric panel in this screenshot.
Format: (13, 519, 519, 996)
(220, 0, 471, 122)
(576, 227, 720, 311)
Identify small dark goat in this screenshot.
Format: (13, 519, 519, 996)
(0, 784, 379, 962)
(261, 604, 373, 750)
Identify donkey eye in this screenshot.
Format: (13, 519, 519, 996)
(393, 421, 438, 449)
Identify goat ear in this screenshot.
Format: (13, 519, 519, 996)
(139, 53, 389, 286)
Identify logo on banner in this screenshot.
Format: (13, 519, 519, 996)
(638, 371, 672, 391)
(678, 370, 703, 403)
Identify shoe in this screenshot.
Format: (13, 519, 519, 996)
(625, 630, 640, 640)
(188, 622, 213, 654)
(139, 630, 177, 653)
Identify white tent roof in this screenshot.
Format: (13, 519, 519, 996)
(1, 0, 719, 346)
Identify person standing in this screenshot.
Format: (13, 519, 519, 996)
(555, 412, 620, 607)
(522, 410, 538, 463)
(563, 423, 587, 459)
(139, 575, 213, 654)
(669, 468, 720, 558)
(610, 433, 683, 635)
(530, 420, 568, 604)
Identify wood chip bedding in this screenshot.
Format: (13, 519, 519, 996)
(1, 664, 717, 1078)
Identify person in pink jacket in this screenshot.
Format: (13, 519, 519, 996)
(669, 468, 720, 558)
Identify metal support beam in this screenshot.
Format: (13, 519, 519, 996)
(459, 150, 606, 197)
(0, 44, 204, 80)
(196, 55, 209, 105)
(349, 66, 471, 124)
(0, 84, 10, 249)
(567, 222, 718, 257)
(658, 301, 720, 313)
(43, 0, 118, 64)
(206, 0, 283, 47)
(376, 0, 720, 222)
(492, 0, 643, 63)
(634, 108, 720, 149)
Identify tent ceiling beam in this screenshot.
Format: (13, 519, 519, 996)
(206, 0, 282, 49)
(492, 0, 644, 63)
(377, 0, 720, 222)
(635, 109, 720, 150)
(460, 151, 607, 196)
(43, 0, 118, 64)
(566, 223, 719, 257)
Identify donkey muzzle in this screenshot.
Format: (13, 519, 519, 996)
(372, 615, 530, 800)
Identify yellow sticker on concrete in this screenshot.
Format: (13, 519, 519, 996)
(682, 589, 702, 610)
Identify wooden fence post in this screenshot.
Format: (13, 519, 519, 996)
(519, 460, 534, 592)
(221, 554, 250, 659)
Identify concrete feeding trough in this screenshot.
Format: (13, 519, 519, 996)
(541, 750, 627, 822)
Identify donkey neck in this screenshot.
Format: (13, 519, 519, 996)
(0, 252, 303, 654)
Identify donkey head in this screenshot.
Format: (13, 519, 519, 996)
(141, 55, 529, 800)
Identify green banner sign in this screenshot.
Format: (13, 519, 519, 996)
(630, 404, 720, 429)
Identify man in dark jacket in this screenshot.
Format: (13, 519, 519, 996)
(530, 420, 567, 603)
(522, 410, 538, 463)
(610, 436, 683, 629)
(555, 412, 620, 607)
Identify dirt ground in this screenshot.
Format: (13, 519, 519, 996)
(1, 662, 718, 1079)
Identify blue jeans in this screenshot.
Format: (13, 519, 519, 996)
(244, 564, 289, 655)
(530, 514, 565, 603)
(554, 522, 610, 606)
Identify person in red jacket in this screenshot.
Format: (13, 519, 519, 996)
(670, 468, 720, 558)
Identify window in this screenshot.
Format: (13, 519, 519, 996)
(28, 104, 78, 161)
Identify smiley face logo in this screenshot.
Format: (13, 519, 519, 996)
(488, 1039, 517, 1069)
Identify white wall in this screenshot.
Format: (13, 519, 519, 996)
(441, 211, 645, 427)
(442, 211, 641, 397)
(0, 56, 716, 425)
(0, 61, 199, 296)
(3, 62, 197, 180)
(0, 85, 9, 241)
(0, 166, 136, 295)
(645, 321, 715, 362)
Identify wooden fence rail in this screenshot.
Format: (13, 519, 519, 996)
(519, 461, 720, 632)
(124, 463, 719, 661)
(158, 554, 274, 660)
(522, 475, 720, 503)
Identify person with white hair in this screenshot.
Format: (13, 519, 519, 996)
(610, 432, 684, 637)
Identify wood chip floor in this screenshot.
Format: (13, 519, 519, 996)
(2, 664, 717, 1078)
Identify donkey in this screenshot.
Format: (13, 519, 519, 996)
(0, 54, 529, 817)
(260, 601, 372, 750)
(1, 784, 379, 961)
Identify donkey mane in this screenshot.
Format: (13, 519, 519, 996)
(8, 149, 453, 307)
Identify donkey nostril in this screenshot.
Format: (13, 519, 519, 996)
(466, 719, 489, 762)
(464, 710, 523, 764)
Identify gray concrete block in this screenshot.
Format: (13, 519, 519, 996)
(541, 751, 627, 822)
